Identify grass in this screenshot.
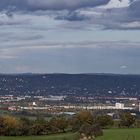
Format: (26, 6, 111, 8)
(96, 128, 140, 140)
(0, 129, 140, 140)
(0, 133, 78, 140)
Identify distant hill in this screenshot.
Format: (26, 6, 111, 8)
(0, 73, 140, 98)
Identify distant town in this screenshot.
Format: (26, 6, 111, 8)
(0, 94, 140, 117)
(1, 74, 140, 118)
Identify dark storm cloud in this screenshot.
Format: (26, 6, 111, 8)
(0, 0, 140, 30)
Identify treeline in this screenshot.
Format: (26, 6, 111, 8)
(0, 111, 137, 137)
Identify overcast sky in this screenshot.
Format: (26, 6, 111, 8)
(0, 0, 140, 74)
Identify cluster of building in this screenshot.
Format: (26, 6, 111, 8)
(0, 95, 140, 113)
(59, 103, 134, 110)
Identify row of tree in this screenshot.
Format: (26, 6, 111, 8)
(0, 111, 136, 137)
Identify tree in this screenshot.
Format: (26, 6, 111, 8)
(70, 111, 94, 132)
(19, 117, 32, 136)
(31, 124, 47, 135)
(2, 115, 21, 136)
(69, 116, 82, 132)
(0, 117, 5, 135)
(50, 117, 68, 133)
(76, 111, 94, 125)
(119, 112, 135, 128)
(96, 115, 114, 128)
(34, 116, 46, 125)
(79, 123, 103, 139)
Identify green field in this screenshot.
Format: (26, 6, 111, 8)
(0, 133, 78, 140)
(0, 129, 140, 140)
(97, 128, 140, 140)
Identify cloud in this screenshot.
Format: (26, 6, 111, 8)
(0, 40, 140, 74)
(51, 0, 140, 30)
(0, 48, 17, 59)
(0, 13, 28, 26)
(55, 11, 88, 21)
(0, 0, 140, 30)
(1, 41, 140, 54)
(120, 65, 128, 69)
(0, 0, 110, 11)
(0, 0, 27, 11)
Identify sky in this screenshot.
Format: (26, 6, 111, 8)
(0, 0, 140, 74)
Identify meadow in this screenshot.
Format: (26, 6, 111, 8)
(0, 133, 78, 140)
(0, 129, 140, 140)
(96, 128, 140, 140)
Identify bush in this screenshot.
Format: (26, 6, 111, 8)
(79, 123, 103, 139)
(96, 115, 114, 128)
(119, 112, 135, 128)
